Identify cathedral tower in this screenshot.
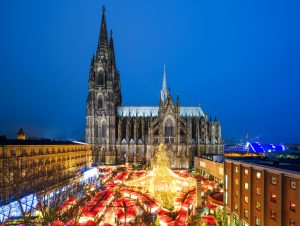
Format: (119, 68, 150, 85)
(86, 6, 121, 164)
(86, 6, 223, 168)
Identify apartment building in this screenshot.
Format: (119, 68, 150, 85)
(224, 159, 300, 226)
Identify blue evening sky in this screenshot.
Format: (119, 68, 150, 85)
(0, 0, 300, 144)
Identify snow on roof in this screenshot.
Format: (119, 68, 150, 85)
(117, 106, 204, 117)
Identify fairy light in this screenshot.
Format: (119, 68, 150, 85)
(125, 143, 196, 210)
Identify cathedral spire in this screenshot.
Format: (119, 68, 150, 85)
(162, 65, 167, 90)
(109, 30, 116, 69)
(96, 6, 108, 58)
(91, 54, 95, 66)
(161, 65, 168, 103)
(176, 94, 180, 107)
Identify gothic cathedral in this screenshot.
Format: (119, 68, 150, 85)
(86, 7, 224, 168)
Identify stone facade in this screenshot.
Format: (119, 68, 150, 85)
(85, 7, 224, 168)
(0, 139, 92, 205)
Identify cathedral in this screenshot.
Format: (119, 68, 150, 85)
(85, 7, 224, 168)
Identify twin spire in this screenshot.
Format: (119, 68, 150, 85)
(98, 6, 167, 103)
(96, 6, 115, 66)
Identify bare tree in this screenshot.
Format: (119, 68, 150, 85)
(35, 172, 87, 225)
(35, 186, 66, 225)
(1, 160, 71, 225)
(2, 159, 37, 225)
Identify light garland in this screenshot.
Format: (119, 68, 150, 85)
(125, 143, 196, 211)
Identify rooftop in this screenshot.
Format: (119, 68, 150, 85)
(226, 156, 300, 174)
(0, 138, 87, 146)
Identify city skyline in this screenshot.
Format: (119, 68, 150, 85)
(1, 0, 300, 144)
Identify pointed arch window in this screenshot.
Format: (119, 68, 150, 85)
(102, 122, 107, 139)
(138, 122, 143, 140)
(95, 122, 99, 141)
(164, 118, 174, 144)
(99, 72, 104, 86)
(98, 96, 103, 109)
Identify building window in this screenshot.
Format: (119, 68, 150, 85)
(164, 119, 174, 144)
(102, 123, 107, 138)
(235, 166, 239, 173)
(290, 203, 296, 212)
(11, 149, 16, 156)
(245, 169, 249, 175)
(235, 179, 239, 185)
(256, 187, 261, 195)
(271, 176, 277, 185)
(270, 210, 277, 221)
(290, 180, 296, 190)
(234, 203, 238, 211)
(255, 218, 261, 226)
(271, 193, 277, 203)
(256, 172, 261, 179)
(9, 171, 14, 181)
(256, 202, 261, 210)
(290, 219, 296, 226)
(235, 190, 239, 197)
(244, 209, 248, 219)
(98, 97, 103, 109)
(245, 182, 249, 190)
(22, 149, 27, 156)
(244, 196, 248, 203)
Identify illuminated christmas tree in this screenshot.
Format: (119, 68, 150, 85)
(125, 143, 196, 211)
(150, 144, 177, 210)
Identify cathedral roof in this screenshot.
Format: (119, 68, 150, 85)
(180, 107, 204, 117)
(117, 106, 158, 117)
(117, 106, 204, 117)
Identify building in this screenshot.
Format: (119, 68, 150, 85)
(85, 6, 224, 168)
(194, 155, 224, 182)
(0, 138, 92, 205)
(224, 158, 300, 226)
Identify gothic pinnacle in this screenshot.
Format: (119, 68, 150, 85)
(91, 54, 95, 66)
(176, 94, 180, 107)
(162, 65, 167, 90)
(97, 5, 108, 58)
(160, 65, 168, 103)
(109, 29, 117, 69)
